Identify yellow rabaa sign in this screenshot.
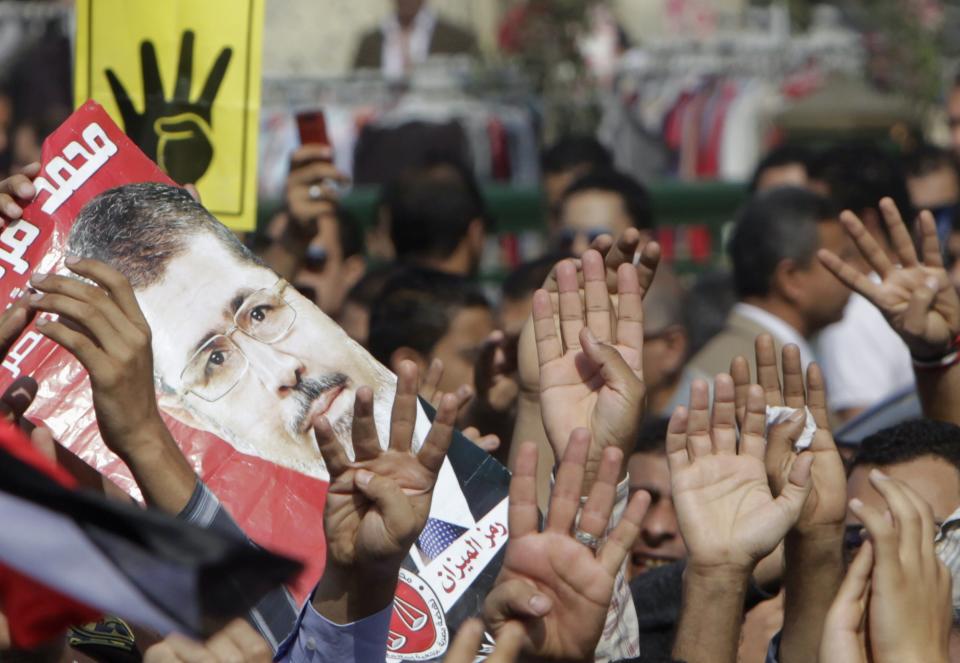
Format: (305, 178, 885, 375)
(75, 0, 264, 231)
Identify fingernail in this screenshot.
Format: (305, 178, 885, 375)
(788, 409, 805, 422)
(5, 203, 21, 217)
(355, 469, 373, 487)
(17, 184, 33, 198)
(926, 276, 939, 291)
(870, 468, 888, 481)
(850, 498, 863, 510)
(529, 595, 551, 615)
(35, 317, 47, 327)
(583, 327, 597, 343)
(29, 292, 43, 303)
(29, 273, 46, 284)
(457, 385, 472, 398)
(64, 256, 80, 265)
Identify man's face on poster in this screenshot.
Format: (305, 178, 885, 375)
(136, 232, 395, 478)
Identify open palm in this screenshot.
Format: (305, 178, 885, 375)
(668, 377, 813, 570)
(818, 198, 960, 358)
(733, 337, 848, 533)
(533, 251, 645, 474)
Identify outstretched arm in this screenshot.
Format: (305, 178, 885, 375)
(818, 198, 960, 425)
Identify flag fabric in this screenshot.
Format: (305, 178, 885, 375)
(0, 419, 301, 648)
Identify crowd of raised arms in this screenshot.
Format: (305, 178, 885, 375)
(8, 5, 960, 662)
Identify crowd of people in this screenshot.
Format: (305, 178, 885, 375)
(3, 2, 960, 663)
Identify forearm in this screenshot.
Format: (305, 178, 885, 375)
(917, 363, 960, 426)
(779, 528, 845, 663)
(672, 566, 750, 663)
(510, 391, 553, 511)
(115, 419, 197, 515)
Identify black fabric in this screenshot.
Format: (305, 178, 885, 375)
(352, 121, 470, 186)
(630, 560, 774, 660)
(0, 444, 302, 638)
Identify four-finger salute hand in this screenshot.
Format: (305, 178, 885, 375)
(668, 376, 814, 574)
(312, 360, 458, 623)
(532, 250, 646, 486)
(818, 198, 960, 359)
(483, 430, 650, 661)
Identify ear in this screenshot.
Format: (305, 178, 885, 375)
(389, 347, 428, 377)
(659, 327, 689, 375)
(341, 255, 366, 293)
(771, 258, 805, 304)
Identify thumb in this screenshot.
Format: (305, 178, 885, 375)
(580, 327, 640, 390)
(483, 579, 552, 628)
(767, 410, 807, 461)
(902, 276, 937, 338)
(770, 452, 815, 532)
(354, 470, 421, 541)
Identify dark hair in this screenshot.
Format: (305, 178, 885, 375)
(387, 169, 487, 262)
(561, 168, 655, 231)
(809, 143, 913, 223)
(748, 145, 811, 193)
(540, 135, 612, 175)
(344, 263, 403, 309)
(68, 183, 256, 288)
(501, 254, 567, 301)
(728, 186, 837, 299)
(368, 269, 490, 365)
(634, 417, 670, 455)
(852, 419, 960, 474)
(902, 143, 960, 181)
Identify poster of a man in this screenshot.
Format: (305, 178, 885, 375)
(68, 183, 398, 480)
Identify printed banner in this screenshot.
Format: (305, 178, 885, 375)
(74, 0, 263, 231)
(1, 102, 511, 662)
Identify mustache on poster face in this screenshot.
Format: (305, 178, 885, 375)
(290, 372, 349, 433)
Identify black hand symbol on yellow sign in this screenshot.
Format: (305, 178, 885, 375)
(105, 30, 232, 185)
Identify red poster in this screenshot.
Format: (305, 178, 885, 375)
(2, 101, 510, 661)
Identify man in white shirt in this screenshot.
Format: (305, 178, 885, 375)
(689, 187, 855, 379)
(810, 145, 916, 421)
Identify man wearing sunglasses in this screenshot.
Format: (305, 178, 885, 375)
(556, 168, 654, 257)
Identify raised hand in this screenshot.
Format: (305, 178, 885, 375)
(731, 336, 847, 534)
(483, 430, 649, 661)
(668, 376, 814, 572)
(849, 471, 952, 663)
(29, 259, 162, 455)
(818, 197, 960, 359)
(532, 250, 646, 485)
(106, 30, 232, 184)
(312, 361, 457, 623)
(517, 231, 660, 395)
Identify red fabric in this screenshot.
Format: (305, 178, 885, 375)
(0, 421, 100, 648)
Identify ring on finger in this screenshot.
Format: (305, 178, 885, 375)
(308, 184, 323, 200)
(574, 528, 600, 551)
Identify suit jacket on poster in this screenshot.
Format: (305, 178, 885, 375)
(688, 309, 790, 379)
(353, 18, 478, 70)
